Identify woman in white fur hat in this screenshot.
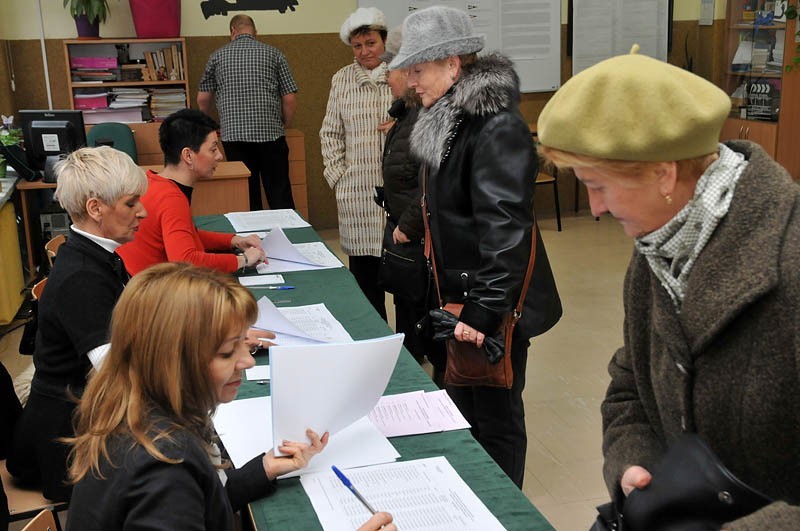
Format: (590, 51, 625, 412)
(320, 7, 393, 321)
(391, 5, 561, 488)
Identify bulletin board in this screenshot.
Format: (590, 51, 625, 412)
(360, 0, 562, 93)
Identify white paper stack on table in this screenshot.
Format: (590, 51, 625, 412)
(256, 227, 343, 274)
(253, 296, 351, 346)
(212, 334, 405, 478)
(368, 390, 470, 437)
(300, 457, 505, 531)
(225, 208, 311, 232)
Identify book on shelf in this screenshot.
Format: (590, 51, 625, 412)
(81, 107, 145, 125)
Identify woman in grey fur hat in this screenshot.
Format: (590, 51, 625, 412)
(391, 5, 562, 488)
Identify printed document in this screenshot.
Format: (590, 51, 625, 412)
(253, 297, 352, 346)
(300, 457, 505, 530)
(225, 209, 310, 232)
(270, 334, 404, 455)
(257, 227, 343, 273)
(369, 390, 470, 438)
(213, 398, 399, 478)
(238, 274, 284, 287)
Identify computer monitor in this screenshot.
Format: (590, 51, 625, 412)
(19, 110, 87, 181)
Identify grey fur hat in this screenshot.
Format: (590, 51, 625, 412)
(389, 6, 485, 69)
(380, 26, 403, 65)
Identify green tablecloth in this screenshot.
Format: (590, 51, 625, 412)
(196, 215, 553, 531)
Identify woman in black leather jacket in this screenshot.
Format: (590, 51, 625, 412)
(390, 6, 562, 487)
(380, 28, 445, 382)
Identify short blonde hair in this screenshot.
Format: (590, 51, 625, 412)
(69, 263, 258, 482)
(54, 146, 147, 221)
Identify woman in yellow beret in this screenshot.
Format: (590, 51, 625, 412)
(539, 46, 800, 528)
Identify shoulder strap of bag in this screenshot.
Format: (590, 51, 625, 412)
(421, 164, 537, 324)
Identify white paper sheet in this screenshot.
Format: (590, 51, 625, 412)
(270, 334, 404, 455)
(254, 297, 352, 345)
(368, 390, 470, 438)
(256, 232, 343, 273)
(236, 231, 268, 239)
(300, 457, 505, 530)
(213, 398, 399, 477)
(245, 365, 271, 381)
(225, 209, 310, 232)
(238, 274, 285, 287)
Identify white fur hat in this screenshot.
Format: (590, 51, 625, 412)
(389, 6, 484, 69)
(339, 7, 387, 45)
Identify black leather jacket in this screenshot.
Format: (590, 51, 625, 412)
(411, 53, 562, 338)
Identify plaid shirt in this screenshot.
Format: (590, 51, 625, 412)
(198, 34, 297, 142)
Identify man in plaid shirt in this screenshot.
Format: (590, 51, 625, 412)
(198, 14, 297, 211)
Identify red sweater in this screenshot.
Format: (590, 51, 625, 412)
(118, 171, 238, 275)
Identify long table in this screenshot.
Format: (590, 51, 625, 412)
(196, 215, 554, 531)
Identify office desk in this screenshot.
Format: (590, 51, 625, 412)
(14, 161, 249, 279)
(195, 215, 554, 531)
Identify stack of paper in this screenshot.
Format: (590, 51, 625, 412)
(212, 334, 405, 476)
(225, 209, 310, 232)
(253, 296, 352, 346)
(257, 227, 343, 274)
(368, 390, 471, 437)
(150, 88, 186, 120)
(300, 457, 505, 530)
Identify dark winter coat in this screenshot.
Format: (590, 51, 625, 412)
(382, 99, 423, 241)
(410, 53, 562, 338)
(603, 141, 800, 529)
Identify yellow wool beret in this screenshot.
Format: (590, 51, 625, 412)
(538, 46, 731, 162)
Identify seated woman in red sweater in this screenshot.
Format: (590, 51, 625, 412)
(118, 109, 266, 275)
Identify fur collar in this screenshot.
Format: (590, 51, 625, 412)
(411, 53, 519, 168)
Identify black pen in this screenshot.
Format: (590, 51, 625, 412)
(332, 465, 376, 514)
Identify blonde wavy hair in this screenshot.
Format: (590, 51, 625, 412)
(68, 262, 257, 482)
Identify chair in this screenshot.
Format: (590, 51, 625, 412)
(531, 131, 562, 231)
(44, 235, 65, 270)
(21, 508, 60, 531)
(1, 460, 68, 528)
(86, 122, 138, 163)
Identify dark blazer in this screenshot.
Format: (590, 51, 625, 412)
(67, 422, 275, 531)
(382, 99, 423, 241)
(410, 53, 562, 338)
(602, 141, 800, 528)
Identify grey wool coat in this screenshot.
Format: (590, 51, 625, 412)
(602, 141, 800, 530)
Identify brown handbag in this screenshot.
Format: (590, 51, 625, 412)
(421, 166, 537, 389)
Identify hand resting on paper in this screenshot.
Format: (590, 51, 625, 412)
(246, 328, 276, 351)
(263, 428, 329, 480)
(358, 512, 397, 531)
(621, 465, 652, 496)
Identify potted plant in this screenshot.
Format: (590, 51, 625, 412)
(62, 0, 117, 39)
(0, 127, 23, 180)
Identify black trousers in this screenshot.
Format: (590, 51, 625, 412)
(7, 389, 75, 502)
(223, 137, 294, 211)
(349, 255, 387, 321)
(446, 330, 529, 488)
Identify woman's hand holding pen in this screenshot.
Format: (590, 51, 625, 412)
(263, 429, 329, 480)
(358, 512, 396, 531)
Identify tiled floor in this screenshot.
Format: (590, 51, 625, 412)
(0, 212, 633, 530)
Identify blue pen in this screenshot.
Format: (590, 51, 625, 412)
(331, 465, 376, 515)
(264, 285, 295, 290)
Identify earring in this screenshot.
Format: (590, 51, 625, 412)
(665, 195, 673, 205)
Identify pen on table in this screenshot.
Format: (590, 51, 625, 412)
(332, 465, 376, 515)
(264, 285, 295, 290)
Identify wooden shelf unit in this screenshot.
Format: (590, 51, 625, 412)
(719, 1, 800, 178)
(62, 38, 190, 122)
